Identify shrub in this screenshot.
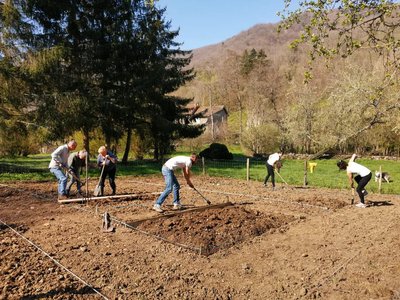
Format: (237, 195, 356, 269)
(199, 143, 233, 160)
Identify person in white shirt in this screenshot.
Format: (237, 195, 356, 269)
(263, 152, 283, 190)
(153, 153, 197, 213)
(337, 154, 372, 208)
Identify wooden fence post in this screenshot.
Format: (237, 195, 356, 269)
(246, 158, 250, 181)
(304, 160, 308, 187)
(202, 157, 205, 175)
(85, 153, 88, 197)
(378, 165, 382, 194)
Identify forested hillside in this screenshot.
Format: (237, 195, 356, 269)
(177, 15, 400, 157)
(1, 1, 399, 158)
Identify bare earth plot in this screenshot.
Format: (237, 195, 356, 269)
(1, 175, 400, 300)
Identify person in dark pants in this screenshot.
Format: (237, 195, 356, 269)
(264, 152, 283, 190)
(97, 146, 118, 196)
(66, 150, 87, 196)
(337, 153, 372, 208)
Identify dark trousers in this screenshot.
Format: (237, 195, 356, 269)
(264, 164, 275, 187)
(99, 167, 116, 195)
(66, 169, 81, 195)
(354, 172, 372, 204)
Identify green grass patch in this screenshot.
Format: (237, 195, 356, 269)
(1, 155, 399, 194)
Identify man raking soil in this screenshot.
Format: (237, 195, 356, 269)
(153, 153, 198, 213)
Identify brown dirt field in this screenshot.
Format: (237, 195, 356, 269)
(1, 175, 400, 300)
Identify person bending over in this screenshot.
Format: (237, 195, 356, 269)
(153, 153, 198, 213)
(337, 154, 372, 208)
(264, 152, 283, 190)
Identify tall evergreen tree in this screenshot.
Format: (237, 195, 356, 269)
(137, 5, 204, 160)
(1, 0, 203, 158)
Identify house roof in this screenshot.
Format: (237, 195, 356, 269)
(187, 104, 228, 117)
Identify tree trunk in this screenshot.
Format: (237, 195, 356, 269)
(122, 127, 132, 163)
(154, 140, 159, 161)
(105, 135, 111, 149)
(239, 105, 243, 143)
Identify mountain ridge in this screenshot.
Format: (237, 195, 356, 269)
(189, 22, 302, 68)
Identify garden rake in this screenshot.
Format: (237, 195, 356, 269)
(193, 187, 211, 205)
(275, 170, 289, 186)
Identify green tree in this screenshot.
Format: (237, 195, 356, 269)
(138, 5, 204, 160)
(0, 0, 203, 159)
(0, 0, 48, 155)
(279, 0, 400, 77)
(280, 0, 400, 155)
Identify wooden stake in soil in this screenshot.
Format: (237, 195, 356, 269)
(304, 160, 308, 187)
(58, 192, 161, 204)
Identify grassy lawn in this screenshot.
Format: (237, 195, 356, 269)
(1, 154, 399, 194)
(192, 157, 400, 194)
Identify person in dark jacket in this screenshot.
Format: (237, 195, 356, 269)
(97, 146, 118, 196)
(66, 150, 87, 196)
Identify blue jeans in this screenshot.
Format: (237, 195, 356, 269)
(50, 167, 68, 195)
(156, 166, 180, 206)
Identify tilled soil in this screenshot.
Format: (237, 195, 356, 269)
(1, 175, 400, 300)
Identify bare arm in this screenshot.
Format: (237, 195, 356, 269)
(347, 172, 354, 188)
(349, 153, 357, 163)
(182, 167, 194, 188)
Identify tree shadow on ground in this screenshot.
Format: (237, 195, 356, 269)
(0, 163, 46, 174)
(20, 286, 103, 299)
(368, 200, 394, 207)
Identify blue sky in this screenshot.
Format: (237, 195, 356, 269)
(156, 0, 295, 50)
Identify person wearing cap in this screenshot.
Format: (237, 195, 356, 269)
(66, 150, 87, 196)
(153, 153, 198, 213)
(337, 153, 372, 208)
(49, 140, 77, 200)
(263, 152, 283, 190)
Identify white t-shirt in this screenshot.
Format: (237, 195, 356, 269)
(165, 156, 193, 171)
(347, 162, 371, 177)
(267, 153, 281, 166)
